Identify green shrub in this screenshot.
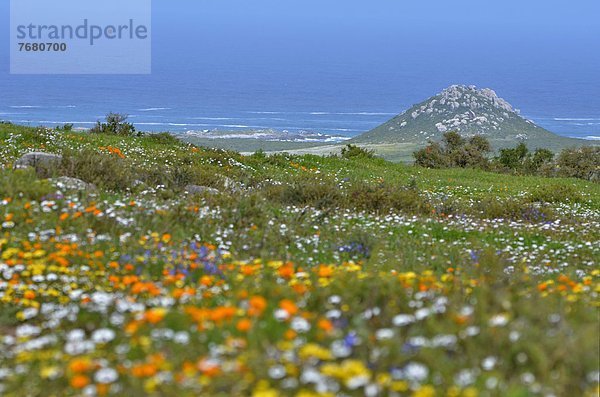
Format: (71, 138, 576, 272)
(266, 175, 342, 209)
(414, 131, 491, 169)
(340, 144, 376, 159)
(497, 142, 529, 170)
(496, 144, 555, 174)
(413, 142, 449, 168)
(528, 184, 582, 204)
(525, 148, 555, 173)
(55, 123, 74, 132)
(90, 113, 139, 137)
(475, 197, 555, 221)
(556, 147, 600, 181)
(145, 132, 182, 145)
(348, 181, 429, 214)
(0, 168, 52, 200)
(59, 148, 135, 190)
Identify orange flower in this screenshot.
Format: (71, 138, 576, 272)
(292, 284, 308, 295)
(96, 384, 110, 396)
(144, 308, 167, 324)
(278, 263, 295, 279)
(279, 299, 298, 316)
(210, 306, 236, 323)
(131, 363, 158, 378)
(23, 290, 36, 300)
(236, 318, 252, 332)
(318, 265, 334, 278)
(318, 318, 334, 332)
(59, 213, 69, 221)
(69, 358, 93, 373)
(284, 329, 297, 340)
(125, 320, 141, 335)
(248, 296, 267, 316)
(70, 375, 90, 389)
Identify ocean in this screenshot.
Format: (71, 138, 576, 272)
(1, 73, 599, 143)
(1, 0, 599, 143)
(1, 61, 599, 143)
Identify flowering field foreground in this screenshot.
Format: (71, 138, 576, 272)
(0, 124, 598, 396)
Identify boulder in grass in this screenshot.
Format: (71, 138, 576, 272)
(14, 152, 62, 171)
(51, 176, 97, 191)
(222, 176, 245, 192)
(185, 185, 220, 195)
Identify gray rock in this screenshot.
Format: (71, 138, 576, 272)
(222, 176, 244, 192)
(51, 176, 96, 191)
(185, 185, 220, 195)
(14, 152, 62, 170)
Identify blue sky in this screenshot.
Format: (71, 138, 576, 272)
(3, 0, 599, 64)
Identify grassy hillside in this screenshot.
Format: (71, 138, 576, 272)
(0, 123, 598, 396)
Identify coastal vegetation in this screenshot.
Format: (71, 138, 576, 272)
(414, 131, 599, 181)
(0, 123, 598, 396)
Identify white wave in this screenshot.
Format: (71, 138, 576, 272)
(137, 107, 172, 112)
(189, 132, 277, 140)
(10, 105, 41, 109)
(190, 117, 236, 121)
(311, 111, 395, 116)
(246, 110, 394, 116)
(11, 119, 96, 124)
(338, 112, 396, 116)
(328, 128, 362, 132)
(554, 118, 600, 121)
(582, 135, 600, 140)
(245, 111, 283, 114)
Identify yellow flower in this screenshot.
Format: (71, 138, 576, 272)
(391, 380, 409, 392)
(299, 344, 333, 361)
(412, 385, 436, 397)
(462, 387, 479, 397)
(253, 380, 280, 397)
(40, 366, 60, 379)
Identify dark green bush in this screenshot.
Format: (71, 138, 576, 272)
(90, 113, 139, 137)
(475, 197, 555, 221)
(60, 148, 135, 190)
(413, 141, 449, 168)
(340, 144, 376, 159)
(528, 184, 582, 204)
(414, 131, 491, 169)
(495, 144, 555, 174)
(0, 168, 52, 200)
(556, 147, 600, 181)
(145, 132, 182, 145)
(497, 142, 529, 170)
(266, 175, 342, 209)
(55, 123, 74, 132)
(525, 148, 555, 173)
(348, 182, 429, 214)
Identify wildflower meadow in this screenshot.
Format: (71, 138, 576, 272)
(0, 123, 598, 396)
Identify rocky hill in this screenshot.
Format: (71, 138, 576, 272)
(353, 85, 591, 151)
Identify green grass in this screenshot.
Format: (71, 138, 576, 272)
(0, 123, 598, 396)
